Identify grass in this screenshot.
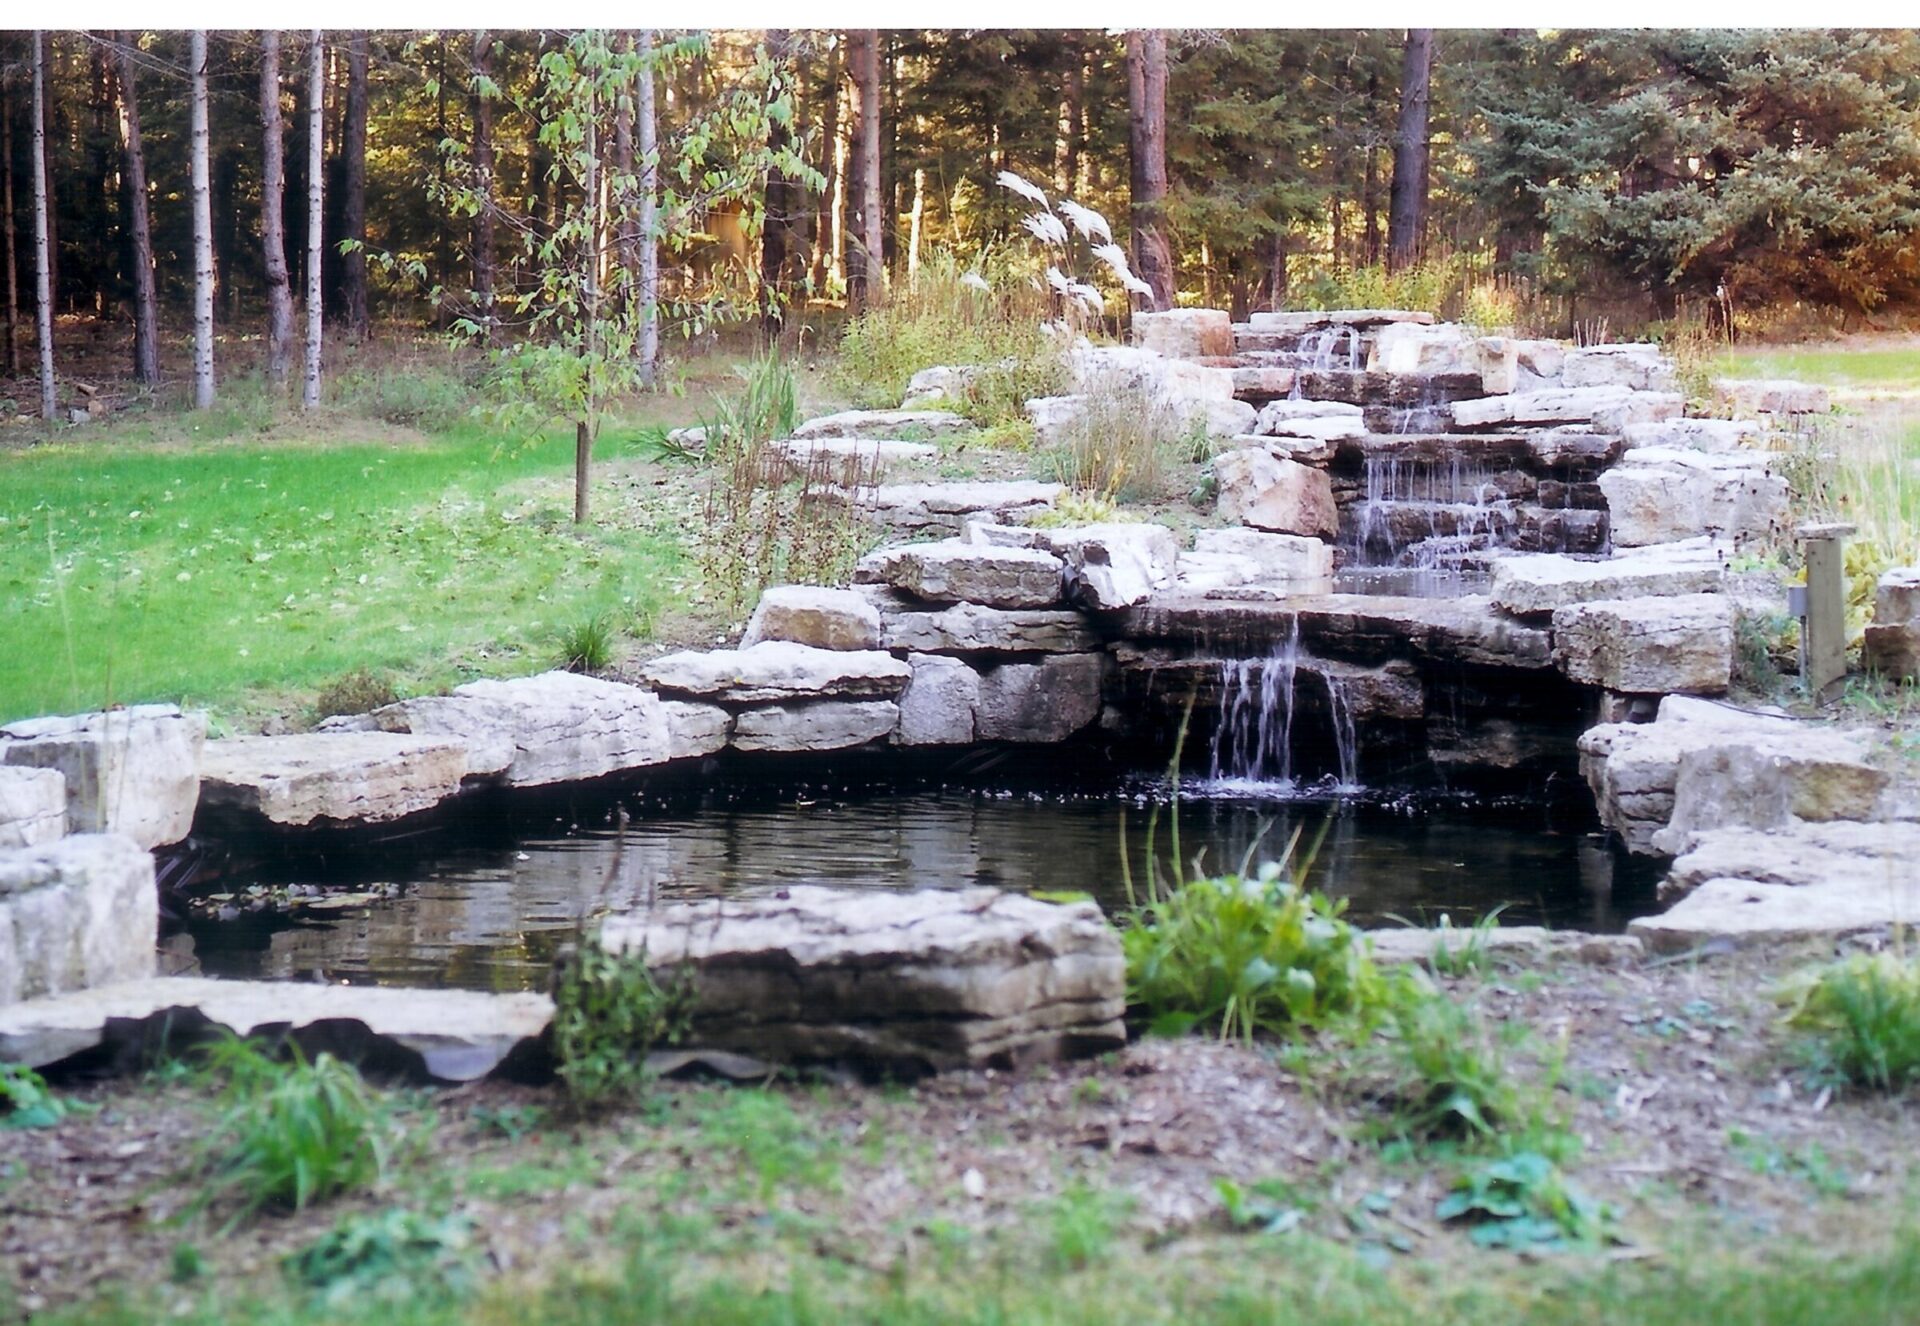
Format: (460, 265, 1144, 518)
(1716, 344, 1920, 391)
(0, 412, 686, 725)
(1780, 951, 1920, 1092)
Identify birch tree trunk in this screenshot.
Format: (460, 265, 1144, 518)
(843, 30, 881, 312)
(302, 32, 324, 409)
(1126, 30, 1175, 312)
(3, 70, 20, 380)
(635, 29, 659, 386)
(469, 31, 495, 343)
(259, 32, 294, 385)
(189, 30, 214, 409)
(32, 31, 57, 420)
(341, 31, 369, 340)
(1388, 29, 1434, 273)
(114, 34, 159, 385)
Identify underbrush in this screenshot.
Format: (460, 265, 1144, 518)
(1780, 951, 1920, 1092)
(1039, 373, 1197, 503)
(549, 930, 693, 1114)
(835, 252, 1067, 427)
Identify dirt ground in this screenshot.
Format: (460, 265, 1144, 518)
(4, 940, 1914, 1320)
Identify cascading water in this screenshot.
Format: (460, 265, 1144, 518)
(1346, 456, 1519, 569)
(1208, 620, 1300, 786)
(1325, 674, 1360, 791)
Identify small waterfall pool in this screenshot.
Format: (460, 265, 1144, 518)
(169, 772, 1662, 992)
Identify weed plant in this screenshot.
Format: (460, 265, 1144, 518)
(557, 613, 618, 674)
(1437, 1151, 1610, 1250)
(0, 1063, 71, 1129)
(1426, 910, 1505, 979)
(195, 1039, 394, 1221)
(1042, 372, 1188, 503)
(285, 1207, 477, 1307)
(1780, 951, 1920, 1092)
(1368, 990, 1569, 1155)
(550, 933, 694, 1113)
(312, 668, 400, 721)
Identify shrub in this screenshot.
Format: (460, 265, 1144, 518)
(313, 667, 399, 721)
(1780, 952, 1920, 1092)
(196, 1038, 393, 1221)
(558, 613, 618, 674)
(1119, 855, 1389, 1043)
(550, 933, 694, 1113)
(0, 1063, 71, 1129)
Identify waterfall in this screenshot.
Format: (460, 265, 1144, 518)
(1208, 620, 1301, 787)
(1346, 456, 1520, 570)
(1326, 674, 1360, 792)
(1295, 325, 1363, 374)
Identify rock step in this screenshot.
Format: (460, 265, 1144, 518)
(791, 409, 972, 440)
(0, 977, 553, 1082)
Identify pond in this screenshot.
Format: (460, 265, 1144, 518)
(169, 764, 1662, 991)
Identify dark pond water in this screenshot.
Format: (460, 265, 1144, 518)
(172, 770, 1662, 992)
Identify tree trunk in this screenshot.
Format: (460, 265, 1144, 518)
(612, 34, 633, 284)
(31, 31, 54, 419)
(635, 29, 659, 385)
(1266, 228, 1289, 310)
(1387, 28, 1433, 273)
(759, 29, 798, 339)
(303, 32, 324, 409)
(809, 36, 841, 293)
(113, 34, 159, 385)
(1126, 29, 1174, 312)
(575, 99, 598, 526)
(259, 32, 294, 385)
(189, 31, 214, 408)
(341, 31, 370, 340)
(4, 66, 21, 379)
(469, 31, 495, 343)
(843, 29, 882, 312)
(1054, 37, 1084, 195)
(38, 32, 55, 318)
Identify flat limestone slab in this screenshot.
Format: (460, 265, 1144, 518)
(598, 885, 1125, 1074)
(642, 642, 910, 704)
(198, 732, 470, 827)
(0, 977, 553, 1082)
(1365, 926, 1642, 967)
(1490, 544, 1726, 617)
(1, 704, 205, 850)
(792, 409, 972, 440)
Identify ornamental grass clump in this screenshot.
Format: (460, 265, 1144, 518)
(1780, 951, 1920, 1092)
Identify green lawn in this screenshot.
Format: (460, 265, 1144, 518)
(0, 426, 686, 726)
(1715, 344, 1920, 390)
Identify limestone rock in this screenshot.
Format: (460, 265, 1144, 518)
(1561, 343, 1676, 392)
(1513, 339, 1566, 384)
(742, 585, 884, 651)
(883, 603, 1099, 655)
(1245, 309, 1434, 331)
(1524, 426, 1623, 468)
(1552, 594, 1733, 694)
(1650, 726, 1890, 857)
(1185, 528, 1335, 591)
(1864, 567, 1920, 681)
(975, 654, 1106, 742)
(895, 654, 980, 745)
(1067, 343, 1236, 405)
(1040, 523, 1179, 611)
(1025, 394, 1087, 445)
(663, 701, 732, 758)
(792, 409, 972, 440)
(1621, 418, 1764, 452)
(1600, 448, 1789, 548)
(0, 768, 65, 850)
(1228, 365, 1297, 398)
(0, 705, 205, 850)
(1365, 925, 1641, 967)
(1132, 308, 1233, 359)
(1449, 387, 1682, 431)
(1663, 821, 1920, 901)
(1194, 398, 1259, 439)
(596, 885, 1126, 1073)
(0, 834, 155, 1005)
(1213, 449, 1339, 539)
(730, 701, 900, 753)
(1258, 413, 1367, 444)
(902, 365, 979, 407)
(840, 480, 1063, 531)
(1474, 336, 1523, 395)
(642, 642, 910, 704)
(774, 437, 937, 479)
(198, 732, 470, 827)
(857, 539, 1065, 608)
(1712, 378, 1831, 416)
(0, 976, 552, 1081)
(1490, 544, 1725, 617)
(1254, 399, 1363, 438)
(1371, 322, 1476, 376)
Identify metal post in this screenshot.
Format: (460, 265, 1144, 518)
(1797, 521, 1854, 697)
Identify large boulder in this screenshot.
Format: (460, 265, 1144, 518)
(856, 539, 1065, 608)
(350, 672, 694, 785)
(774, 437, 937, 481)
(1036, 524, 1179, 611)
(1712, 379, 1831, 416)
(1254, 398, 1363, 436)
(0, 705, 205, 850)
(792, 409, 972, 440)
(0, 834, 156, 1005)
(0, 768, 65, 850)
(1068, 343, 1236, 405)
(596, 885, 1126, 1074)
(1132, 308, 1233, 359)
(1171, 528, 1336, 598)
(881, 602, 1099, 655)
(1371, 322, 1476, 376)
(1561, 343, 1676, 392)
(730, 701, 901, 753)
(642, 642, 910, 704)
(1490, 542, 1725, 617)
(894, 654, 982, 746)
(1449, 386, 1682, 431)
(975, 654, 1106, 742)
(1213, 449, 1339, 539)
(1621, 417, 1765, 452)
(741, 586, 884, 651)
(1650, 725, 1892, 858)
(1865, 567, 1920, 682)
(198, 732, 471, 827)
(1600, 448, 1789, 548)
(0, 977, 552, 1081)
(1551, 594, 1734, 695)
